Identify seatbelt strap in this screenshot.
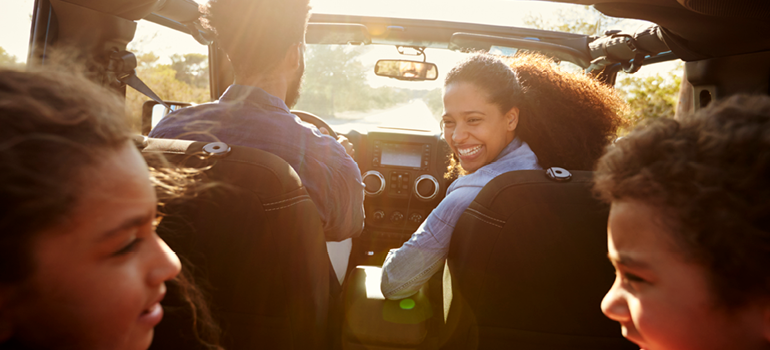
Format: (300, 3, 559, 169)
(108, 50, 170, 109)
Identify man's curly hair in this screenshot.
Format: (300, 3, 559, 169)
(443, 52, 628, 178)
(594, 94, 770, 307)
(201, 0, 311, 78)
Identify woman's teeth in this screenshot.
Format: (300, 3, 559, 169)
(458, 145, 482, 157)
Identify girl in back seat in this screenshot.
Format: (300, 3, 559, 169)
(381, 52, 627, 299)
(0, 69, 215, 350)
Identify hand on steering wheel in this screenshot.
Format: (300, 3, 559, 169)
(292, 110, 354, 158)
(292, 110, 337, 139)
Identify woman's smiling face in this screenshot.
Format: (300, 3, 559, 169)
(442, 82, 518, 173)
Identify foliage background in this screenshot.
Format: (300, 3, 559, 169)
(523, 5, 683, 129)
(1, 5, 682, 132)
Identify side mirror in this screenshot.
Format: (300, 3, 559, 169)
(374, 60, 438, 81)
(141, 100, 192, 135)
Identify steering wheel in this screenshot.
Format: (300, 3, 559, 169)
(291, 110, 338, 139)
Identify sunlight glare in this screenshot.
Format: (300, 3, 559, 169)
(363, 266, 386, 300)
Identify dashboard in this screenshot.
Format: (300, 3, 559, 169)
(350, 129, 453, 266)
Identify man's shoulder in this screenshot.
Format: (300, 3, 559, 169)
(167, 100, 286, 121)
(151, 100, 304, 135)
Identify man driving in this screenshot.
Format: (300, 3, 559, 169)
(149, 0, 364, 241)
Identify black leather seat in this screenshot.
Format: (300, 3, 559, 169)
(440, 169, 636, 350)
(141, 138, 331, 350)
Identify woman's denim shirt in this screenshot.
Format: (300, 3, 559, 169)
(381, 137, 541, 299)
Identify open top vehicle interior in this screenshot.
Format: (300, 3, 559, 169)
(25, 0, 770, 349)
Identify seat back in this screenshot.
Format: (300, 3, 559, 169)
(442, 170, 635, 350)
(142, 138, 330, 350)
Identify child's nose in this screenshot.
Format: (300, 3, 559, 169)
(601, 277, 631, 323)
(148, 235, 182, 286)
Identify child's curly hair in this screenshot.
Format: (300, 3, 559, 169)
(594, 94, 770, 307)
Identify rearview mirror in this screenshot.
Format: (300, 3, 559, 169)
(141, 100, 192, 136)
(374, 60, 438, 81)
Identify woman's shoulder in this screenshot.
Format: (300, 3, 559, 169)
(480, 141, 540, 175)
(449, 141, 540, 191)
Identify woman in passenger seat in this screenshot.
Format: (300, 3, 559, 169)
(381, 52, 627, 299)
(594, 95, 770, 350)
(0, 69, 216, 350)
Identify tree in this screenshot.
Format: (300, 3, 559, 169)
(296, 45, 371, 116)
(523, 6, 682, 128)
(295, 45, 412, 118)
(125, 51, 210, 131)
(617, 65, 682, 126)
(523, 5, 620, 36)
(170, 53, 209, 89)
(0, 47, 23, 69)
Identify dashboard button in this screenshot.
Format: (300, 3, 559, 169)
(373, 210, 385, 222)
(409, 213, 423, 224)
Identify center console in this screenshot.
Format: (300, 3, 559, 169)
(363, 140, 440, 201)
(353, 130, 450, 267)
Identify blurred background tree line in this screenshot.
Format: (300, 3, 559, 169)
(294, 45, 414, 116)
(524, 5, 683, 126)
(122, 4, 680, 130)
(0, 47, 24, 70)
(1, 4, 680, 131)
(125, 52, 210, 129)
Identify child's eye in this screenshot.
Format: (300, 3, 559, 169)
(441, 120, 454, 127)
(467, 118, 481, 123)
(621, 271, 647, 285)
(113, 238, 144, 256)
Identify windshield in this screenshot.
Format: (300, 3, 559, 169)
(294, 44, 584, 134)
(295, 45, 465, 134)
(292, 0, 657, 134)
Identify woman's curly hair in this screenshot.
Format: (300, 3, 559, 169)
(444, 52, 628, 177)
(594, 94, 770, 307)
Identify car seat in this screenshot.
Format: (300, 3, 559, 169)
(141, 138, 332, 350)
(440, 169, 636, 350)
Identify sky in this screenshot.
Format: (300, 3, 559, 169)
(0, 0, 679, 87)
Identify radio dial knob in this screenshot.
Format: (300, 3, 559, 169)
(390, 211, 404, 223)
(373, 209, 386, 222)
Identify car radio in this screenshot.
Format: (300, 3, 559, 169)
(371, 140, 430, 171)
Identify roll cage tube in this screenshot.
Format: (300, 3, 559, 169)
(587, 24, 672, 74)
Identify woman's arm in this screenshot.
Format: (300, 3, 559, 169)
(380, 185, 481, 299)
